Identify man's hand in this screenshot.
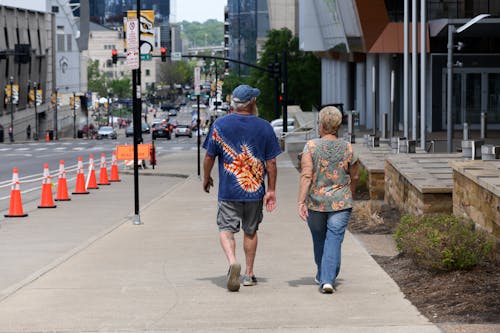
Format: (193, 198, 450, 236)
(203, 176, 214, 193)
(264, 190, 276, 212)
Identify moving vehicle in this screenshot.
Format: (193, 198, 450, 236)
(271, 118, 295, 137)
(96, 126, 117, 140)
(125, 125, 134, 137)
(142, 123, 150, 134)
(175, 124, 192, 138)
(152, 122, 173, 140)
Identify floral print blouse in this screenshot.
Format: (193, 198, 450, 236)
(302, 138, 358, 212)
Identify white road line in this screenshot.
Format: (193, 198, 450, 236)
(55, 147, 67, 150)
(35, 148, 48, 151)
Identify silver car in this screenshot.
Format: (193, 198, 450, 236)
(97, 126, 117, 140)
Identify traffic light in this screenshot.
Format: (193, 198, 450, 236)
(160, 47, 167, 62)
(111, 49, 118, 64)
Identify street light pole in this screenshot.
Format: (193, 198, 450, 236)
(54, 87, 58, 140)
(446, 14, 490, 153)
(73, 92, 77, 139)
(446, 25, 454, 153)
(9, 76, 14, 142)
(34, 82, 39, 140)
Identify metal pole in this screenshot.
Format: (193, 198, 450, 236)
(412, 0, 417, 140)
(372, 66, 376, 135)
(420, 0, 426, 149)
(403, 0, 409, 138)
(73, 92, 77, 138)
(132, 0, 142, 225)
(10, 76, 14, 142)
(447, 25, 454, 153)
(274, 54, 280, 120)
(390, 70, 395, 138)
(197, 94, 201, 176)
(282, 49, 288, 134)
(86, 92, 89, 139)
(54, 88, 58, 140)
(34, 82, 39, 140)
(214, 61, 218, 112)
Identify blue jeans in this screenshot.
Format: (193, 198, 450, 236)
(307, 208, 352, 286)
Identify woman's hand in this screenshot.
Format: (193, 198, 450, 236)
(298, 203, 308, 221)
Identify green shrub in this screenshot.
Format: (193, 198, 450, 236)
(356, 167, 369, 193)
(394, 214, 495, 271)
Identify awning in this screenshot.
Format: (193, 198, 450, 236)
(369, 22, 430, 54)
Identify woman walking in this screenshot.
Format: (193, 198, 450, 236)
(297, 106, 359, 294)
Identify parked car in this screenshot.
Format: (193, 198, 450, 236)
(168, 109, 178, 116)
(125, 125, 134, 137)
(142, 123, 150, 134)
(175, 124, 192, 138)
(152, 122, 173, 140)
(96, 126, 117, 140)
(271, 118, 295, 137)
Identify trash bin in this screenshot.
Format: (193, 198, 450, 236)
(77, 130, 83, 138)
(0, 124, 4, 143)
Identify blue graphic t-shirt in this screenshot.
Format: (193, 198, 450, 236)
(203, 114, 281, 201)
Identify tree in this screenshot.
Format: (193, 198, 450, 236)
(249, 28, 321, 120)
(87, 59, 131, 99)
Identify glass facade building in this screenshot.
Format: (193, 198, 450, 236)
(227, 0, 270, 75)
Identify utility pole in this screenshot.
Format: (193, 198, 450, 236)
(54, 87, 59, 140)
(9, 76, 14, 142)
(73, 92, 77, 139)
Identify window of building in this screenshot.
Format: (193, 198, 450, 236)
(57, 34, 65, 52)
(66, 34, 72, 51)
(106, 59, 113, 67)
(52, 6, 59, 13)
(145, 69, 151, 76)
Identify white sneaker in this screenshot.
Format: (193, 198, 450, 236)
(321, 283, 334, 294)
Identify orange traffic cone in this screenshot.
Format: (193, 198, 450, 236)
(86, 154, 99, 189)
(98, 153, 110, 185)
(72, 156, 89, 195)
(45, 131, 50, 142)
(4, 168, 28, 217)
(109, 151, 121, 182)
(38, 163, 56, 208)
(55, 160, 71, 201)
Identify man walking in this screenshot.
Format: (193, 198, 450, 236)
(202, 85, 281, 292)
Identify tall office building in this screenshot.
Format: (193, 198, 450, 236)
(227, 0, 270, 75)
(88, 0, 105, 24)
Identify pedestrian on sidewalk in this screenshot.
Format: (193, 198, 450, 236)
(297, 106, 359, 294)
(202, 84, 281, 292)
(26, 124, 31, 140)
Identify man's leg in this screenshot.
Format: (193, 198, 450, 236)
(219, 231, 237, 265)
(243, 232, 258, 276)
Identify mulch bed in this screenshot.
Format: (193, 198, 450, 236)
(349, 199, 500, 324)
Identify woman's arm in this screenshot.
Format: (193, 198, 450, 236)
(298, 150, 313, 221)
(349, 161, 360, 199)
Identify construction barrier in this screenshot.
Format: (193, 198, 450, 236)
(38, 163, 56, 208)
(109, 151, 121, 182)
(4, 168, 28, 217)
(55, 160, 71, 201)
(98, 153, 110, 185)
(73, 156, 89, 195)
(86, 154, 99, 190)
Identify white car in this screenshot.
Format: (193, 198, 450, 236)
(96, 126, 117, 140)
(271, 118, 295, 137)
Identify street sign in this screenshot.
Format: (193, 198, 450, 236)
(126, 49, 139, 70)
(140, 54, 152, 61)
(116, 144, 151, 160)
(171, 52, 182, 61)
(126, 18, 139, 50)
(194, 67, 201, 95)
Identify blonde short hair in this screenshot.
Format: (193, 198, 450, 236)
(319, 106, 343, 135)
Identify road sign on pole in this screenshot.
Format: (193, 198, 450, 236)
(126, 18, 139, 50)
(171, 52, 182, 61)
(194, 67, 201, 95)
(126, 49, 139, 70)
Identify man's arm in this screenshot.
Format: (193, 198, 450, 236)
(264, 158, 277, 212)
(203, 154, 215, 193)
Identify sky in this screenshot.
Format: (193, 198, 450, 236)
(174, 0, 226, 23)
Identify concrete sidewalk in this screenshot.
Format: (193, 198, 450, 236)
(0, 151, 440, 332)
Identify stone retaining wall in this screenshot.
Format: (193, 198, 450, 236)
(450, 161, 500, 239)
(384, 160, 453, 215)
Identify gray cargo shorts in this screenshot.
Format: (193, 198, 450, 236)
(217, 200, 264, 235)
